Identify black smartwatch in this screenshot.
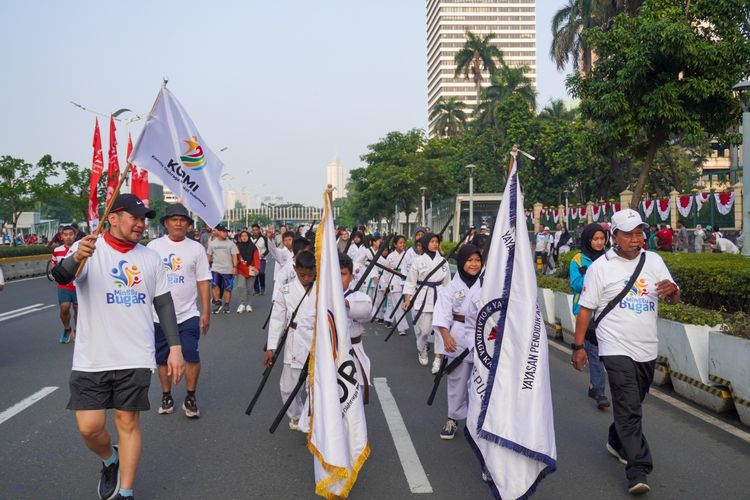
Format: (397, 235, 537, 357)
(571, 343, 585, 351)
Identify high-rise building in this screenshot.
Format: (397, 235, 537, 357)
(426, 0, 536, 136)
(326, 156, 347, 200)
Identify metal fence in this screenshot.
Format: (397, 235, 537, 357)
(224, 206, 339, 226)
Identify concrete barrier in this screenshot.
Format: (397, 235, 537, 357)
(709, 331, 750, 427)
(0, 254, 51, 280)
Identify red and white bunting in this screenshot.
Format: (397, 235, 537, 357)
(642, 199, 654, 218)
(714, 192, 735, 216)
(579, 205, 587, 219)
(695, 192, 710, 212)
(613, 203, 621, 213)
(571, 207, 579, 219)
(657, 199, 671, 221)
(552, 209, 559, 223)
(592, 204, 601, 222)
(677, 195, 693, 218)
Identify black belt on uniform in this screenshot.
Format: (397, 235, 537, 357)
(289, 321, 297, 329)
(453, 314, 465, 323)
(351, 336, 362, 344)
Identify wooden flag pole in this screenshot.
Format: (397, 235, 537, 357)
(74, 165, 132, 277)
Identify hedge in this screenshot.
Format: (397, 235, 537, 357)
(555, 251, 749, 314)
(0, 245, 52, 258)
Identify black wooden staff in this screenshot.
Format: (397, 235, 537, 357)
(369, 249, 408, 323)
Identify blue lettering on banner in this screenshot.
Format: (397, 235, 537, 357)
(106, 289, 147, 307)
(522, 309, 543, 390)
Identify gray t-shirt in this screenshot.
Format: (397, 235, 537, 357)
(207, 238, 239, 274)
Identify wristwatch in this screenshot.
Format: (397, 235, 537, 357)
(571, 343, 585, 351)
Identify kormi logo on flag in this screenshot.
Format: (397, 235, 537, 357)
(128, 86, 225, 227)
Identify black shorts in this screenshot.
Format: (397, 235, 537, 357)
(67, 369, 152, 411)
(154, 316, 201, 364)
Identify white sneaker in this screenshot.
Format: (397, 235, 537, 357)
(246, 305, 253, 313)
(289, 417, 299, 431)
(418, 350, 429, 366)
(398, 330, 407, 336)
(606, 442, 628, 465)
(431, 357, 442, 374)
(236, 304, 245, 313)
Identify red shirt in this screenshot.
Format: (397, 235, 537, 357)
(656, 229, 673, 251)
(53, 245, 76, 291)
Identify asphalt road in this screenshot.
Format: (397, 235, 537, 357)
(1, 267, 749, 499)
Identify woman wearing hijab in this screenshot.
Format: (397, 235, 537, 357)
(402, 228, 425, 277)
(569, 223, 610, 409)
(347, 231, 368, 279)
(235, 231, 260, 313)
(693, 224, 705, 253)
(432, 244, 483, 440)
(403, 233, 452, 373)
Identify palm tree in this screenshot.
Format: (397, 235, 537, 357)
(550, 0, 597, 75)
(454, 31, 504, 103)
(429, 97, 467, 137)
(475, 65, 536, 127)
(539, 99, 578, 122)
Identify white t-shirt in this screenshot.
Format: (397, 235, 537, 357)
(71, 236, 170, 372)
(579, 249, 674, 362)
(147, 236, 211, 324)
(716, 238, 739, 254)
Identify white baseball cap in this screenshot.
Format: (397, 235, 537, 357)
(611, 208, 648, 233)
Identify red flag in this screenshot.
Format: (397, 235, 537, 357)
(87, 118, 104, 229)
(106, 115, 120, 206)
(126, 133, 150, 206)
(127, 133, 137, 194)
(139, 168, 149, 207)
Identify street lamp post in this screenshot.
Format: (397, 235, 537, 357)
(420, 187, 427, 227)
(466, 164, 476, 230)
(734, 80, 750, 257)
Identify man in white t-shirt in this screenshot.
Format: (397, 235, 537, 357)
(52, 194, 185, 500)
(148, 203, 211, 418)
(572, 209, 680, 496)
(708, 233, 740, 254)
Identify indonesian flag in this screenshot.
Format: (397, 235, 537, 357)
(128, 86, 225, 226)
(307, 189, 370, 498)
(466, 152, 557, 499)
(87, 118, 104, 230)
(106, 115, 120, 206)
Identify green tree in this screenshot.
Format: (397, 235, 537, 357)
(538, 99, 578, 122)
(0, 155, 59, 245)
(454, 31, 504, 103)
(475, 65, 536, 128)
(429, 97, 467, 137)
(568, 0, 750, 207)
(550, 0, 598, 75)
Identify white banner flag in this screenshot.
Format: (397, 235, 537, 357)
(466, 153, 557, 499)
(128, 86, 225, 227)
(307, 190, 369, 498)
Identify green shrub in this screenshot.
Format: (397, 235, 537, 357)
(720, 312, 750, 340)
(554, 251, 748, 314)
(658, 302, 724, 326)
(0, 245, 52, 258)
(536, 274, 573, 293)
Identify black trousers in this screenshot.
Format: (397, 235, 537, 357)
(600, 355, 656, 480)
(253, 259, 267, 292)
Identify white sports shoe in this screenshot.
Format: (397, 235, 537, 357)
(418, 350, 429, 366)
(236, 304, 246, 313)
(431, 357, 442, 374)
(246, 304, 253, 313)
(289, 417, 300, 431)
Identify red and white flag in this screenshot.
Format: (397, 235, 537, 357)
(105, 115, 120, 206)
(87, 118, 104, 230)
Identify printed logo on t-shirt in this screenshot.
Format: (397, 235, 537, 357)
(163, 253, 185, 285)
(619, 277, 653, 314)
(106, 260, 146, 307)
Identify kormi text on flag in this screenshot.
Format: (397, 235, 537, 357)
(466, 153, 557, 499)
(128, 86, 224, 227)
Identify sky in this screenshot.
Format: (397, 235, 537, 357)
(0, 0, 569, 207)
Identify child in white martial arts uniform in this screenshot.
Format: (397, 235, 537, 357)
(264, 251, 316, 431)
(383, 235, 408, 332)
(403, 233, 451, 372)
(432, 244, 483, 440)
(271, 236, 312, 302)
(347, 231, 368, 278)
(370, 241, 390, 322)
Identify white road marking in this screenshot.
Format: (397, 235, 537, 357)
(373, 377, 433, 494)
(0, 386, 58, 425)
(547, 338, 750, 444)
(0, 304, 56, 322)
(5, 275, 46, 284)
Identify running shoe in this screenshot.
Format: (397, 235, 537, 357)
(418, 350, 429, 366)
(289, 417, 300, 431)
(158, 393, 174, 415)
(606, 442, 628, 465)
(440, 419, 458, 440)
(236, 304, 246, 313)
(627, 476, 650, 495)
(431, 357, 442, 374)
(398, 330, 407, 336)
(60, 329, 72, 344)
(212, 302, 224, 314)
(97, 445, 120, 499)
(182, 395, 201, 418)
(246, 304, 253, 312)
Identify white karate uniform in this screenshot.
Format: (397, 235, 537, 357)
(346, 288, 373, 388)
(433, 274, 482, 421)
(369, 254, 389, 320)
(266, 277, 315, 420)
(384, 249, 409, 332)
(402, 252, 451, 353)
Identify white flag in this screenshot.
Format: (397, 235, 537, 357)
(128, 86, 225, 227)
(307, 190, 369, 498)
(466, 153, 557, 499)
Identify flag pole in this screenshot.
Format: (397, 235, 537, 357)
(74, 164, 132, 277)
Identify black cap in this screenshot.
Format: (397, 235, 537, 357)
(160, 203, 194, 226)
(214, 224, 228, 232)
(111, 193, 156, 219)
